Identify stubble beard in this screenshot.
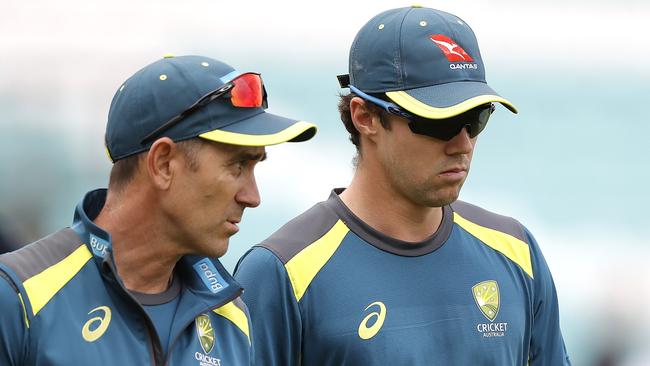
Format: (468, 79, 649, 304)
(392, 170, 469, 208)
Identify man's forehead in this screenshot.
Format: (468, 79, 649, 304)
(234, 144, 265, 154)
(217, 143, 266, 159)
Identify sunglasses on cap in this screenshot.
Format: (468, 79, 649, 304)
(349, 85, 495, 141)
(140, 73, 267, 144)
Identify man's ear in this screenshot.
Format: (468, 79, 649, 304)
(145, 137, 180, 190)
(350, 97, 382, 142)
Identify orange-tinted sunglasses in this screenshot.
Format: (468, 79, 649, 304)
(140, 73, 266, 144)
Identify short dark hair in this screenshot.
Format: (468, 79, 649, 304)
(337, 92, 391, 163)
(108, 138, 205, 192)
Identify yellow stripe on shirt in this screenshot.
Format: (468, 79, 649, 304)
(454, 212, 533, 278)
(22, 244, 92, 315)
(285, 220, 350, 302)
(213, 301, 250, 344)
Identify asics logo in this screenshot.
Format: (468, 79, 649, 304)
(430, 34, 474, 62)
(82, 306, 112, 342)
(358, 301, 387, 340)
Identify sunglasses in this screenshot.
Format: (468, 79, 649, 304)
(140, 73, 267, 144)
(349, 85, 495, 141)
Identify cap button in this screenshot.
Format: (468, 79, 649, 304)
(163, 53, 175, 58)
(411, 4, 423, 8)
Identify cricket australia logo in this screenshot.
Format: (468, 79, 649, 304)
(473, 280, 499, 321)
(196, 314, 215, 353)
(194, 314, 221, 365)
(472, 280, 508, 338)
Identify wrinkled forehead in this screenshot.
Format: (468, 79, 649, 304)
(205, 140, 267, 161)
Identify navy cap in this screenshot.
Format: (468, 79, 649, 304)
(105, 55, 317, 162)
(339, 6, 517, 119)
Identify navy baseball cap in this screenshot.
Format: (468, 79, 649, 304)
(105, 55, 317, 162)
(338, 6, 517, 119)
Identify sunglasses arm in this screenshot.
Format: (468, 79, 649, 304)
(349, 85, 412, 119)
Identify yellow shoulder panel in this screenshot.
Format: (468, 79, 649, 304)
(213, 301, 250, 344)
(453, 212, 534, 278)
(22, 244, 93, 316)
(284, 220, 350, 302)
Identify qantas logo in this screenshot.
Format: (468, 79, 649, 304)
(430, 34, 474, 62)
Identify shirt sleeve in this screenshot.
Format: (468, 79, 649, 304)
(525, 228, 572, 366)
(235, 247, 302, 366)
(0, 271, 28, 365)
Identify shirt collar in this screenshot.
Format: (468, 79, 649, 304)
(325, 188, 453, 256)
(70, 189, 241, 300)
(72, 189, 113, 261)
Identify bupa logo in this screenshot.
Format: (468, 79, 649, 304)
(89, 234, 110, 258)
(192, 258, 229, 294)
(430, 34, 474, 62)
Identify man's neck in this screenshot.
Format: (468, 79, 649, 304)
(94, 189, 181, 294)
(339, 167, 444, 243)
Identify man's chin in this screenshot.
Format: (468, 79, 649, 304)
(200, 239, 229, 258)
(215, 243, 229, 258)
(422, 190, 460, 208)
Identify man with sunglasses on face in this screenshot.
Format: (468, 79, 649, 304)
(0, 55, 316, 365)
(235, 6, 570, 365)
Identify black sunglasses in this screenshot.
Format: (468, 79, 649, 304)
(407, 103, 495, 141)
(349, 85, 495, 141)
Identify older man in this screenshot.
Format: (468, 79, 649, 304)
(0, 55, 316, 365)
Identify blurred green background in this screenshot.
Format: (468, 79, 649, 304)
(1, 0, 648, 364)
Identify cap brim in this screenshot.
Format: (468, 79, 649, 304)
(385, 81, 518, 119)
(198, 111, 317, 147)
